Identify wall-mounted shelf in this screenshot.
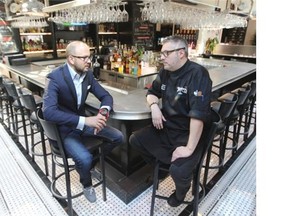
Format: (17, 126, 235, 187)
(20, 32, 52, 36)
(99, 32, 117, 35)
(56, 47, 95, 52)
(98, 32, 131, 35)
(23, 49, 53, 54)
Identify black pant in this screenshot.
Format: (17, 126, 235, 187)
(129, 132, 198, 200)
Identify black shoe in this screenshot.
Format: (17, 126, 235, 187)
(167, 192, 184, 207)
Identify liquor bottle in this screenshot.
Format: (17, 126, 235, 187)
(137, 60, 142, 76)
(125, 55, 130, 74)
(22, 38, 28, 51)
(93, 56, 100, 80)
(117, 57, 123, 73)
(109, 55, 114, 70)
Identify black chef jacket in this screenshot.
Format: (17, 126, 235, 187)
(141, 59, 212, 164)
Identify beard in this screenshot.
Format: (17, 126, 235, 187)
(74, 63, 90, 75)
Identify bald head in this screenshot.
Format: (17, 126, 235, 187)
(66, 41, 91, 74)
(66, 41, 90, 57)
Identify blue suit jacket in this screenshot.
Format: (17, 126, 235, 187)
(42, 63, 113, 138)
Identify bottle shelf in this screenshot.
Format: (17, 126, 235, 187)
(0, 34, 13, 37)
(56, 47, 95, 52)
(20, 32, 52, 36)
(99, 32, 118, 35)
(23, 50, 54, 54)
(98, 32, 131, 35)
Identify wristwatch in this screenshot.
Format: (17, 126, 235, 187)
(99, 108, 109, 118)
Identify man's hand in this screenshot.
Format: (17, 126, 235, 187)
(171, 146, 194, 162)
(85, 114, 107, 133)
(151, 104, 166, 129)
(98, 108, 109, 119)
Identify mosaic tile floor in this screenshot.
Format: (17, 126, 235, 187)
(0, 103, 256, 216)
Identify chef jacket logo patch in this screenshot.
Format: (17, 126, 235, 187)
(176, 87, 187, 95)
(161, 84, 166, 91)
(194, 90, 204, 101)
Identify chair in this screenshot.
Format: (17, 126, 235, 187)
(0, 77, 17, 132)
(150, 109, 221, 216)
(3, 82, 31, 152)
(241, 80, 256, 140)
(20, 94, 50, 176)
(0, 76, 10, 122)
(214, 87, 250, 158)
(202, 94, 238, 187)
(37, 109, 107, 216)
(229, 86, 251, 154)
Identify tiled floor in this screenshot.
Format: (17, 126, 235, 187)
(198, 138, 256, 216)
(0, 101, 256, 216)
(0, 124, 67, 216)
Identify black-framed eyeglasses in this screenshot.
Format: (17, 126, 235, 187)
(159, 47, 185, 58)
(71, 55, 92, 62)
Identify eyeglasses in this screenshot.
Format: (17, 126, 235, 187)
(71, 55, 92, 62)
(159, 47, 185, 58)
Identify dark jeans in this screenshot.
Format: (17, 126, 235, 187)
(64, 125, 124, 188)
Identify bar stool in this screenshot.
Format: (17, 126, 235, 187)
(37, 109, 107, 216)
(20, 94, 50, 176)
(202, 94, 238, 187)
(0, 76, 10, 122)
(0, 76, 15, 131)
(3, 82, 31, 152)
(150, 109, 221, 216)
(221, 87, 251, 156)
(241, 80, 256, 140)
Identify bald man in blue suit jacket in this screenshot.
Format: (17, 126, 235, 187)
(42, 41, 124, 203)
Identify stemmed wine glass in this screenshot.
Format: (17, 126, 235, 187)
(141, 3, 149, 21)
(115, 4, 122, 22)
(121, 3, 129, 22)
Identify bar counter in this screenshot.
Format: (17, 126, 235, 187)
(2, 58, 256, 119)
(1, 58, 256, 203)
